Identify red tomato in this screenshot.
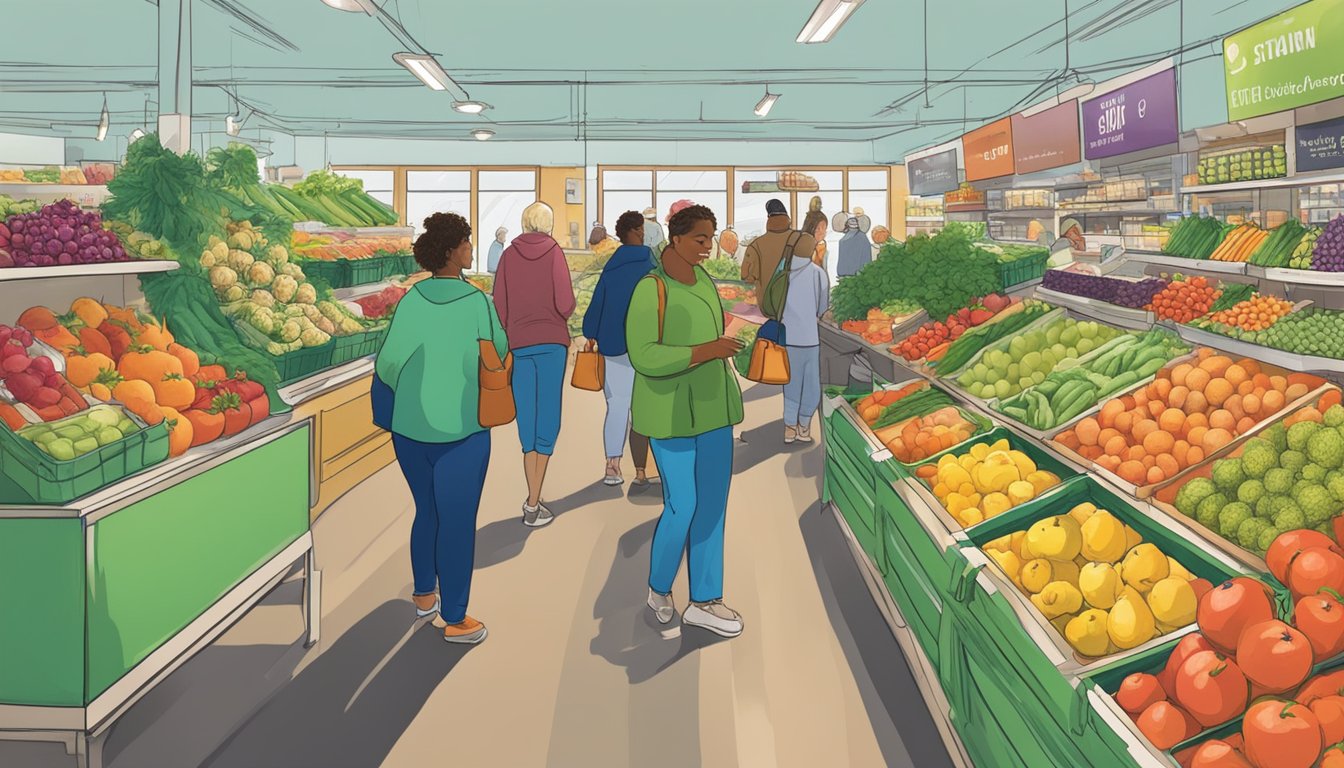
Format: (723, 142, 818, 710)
(1160, 634, 1215, 700)
(1311, 695, 1344, 746)
(1267, 530, 1341, 584)
(1324, 744, 1344, 768)
(1197, 578, 1276, 654)
(1288, 547, 1344, 602)
(1174, 650, 1248, 728)
(1116, 672, 1166, 716)
(1297, 670, 1344, 706)
(1137, 701, 1199, 751)
(1295, 591, 1344, 662)
(1236, 620, 1313, 695)
(1243, 699, 1323, 768)
(1189, 739, 1253, 768)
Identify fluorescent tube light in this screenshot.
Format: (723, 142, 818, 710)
(393, 52, 458, 92)
(453, 101, 491, 114)
(471, 129, 495, 141)
(321, 0, 375, 13)
(129, 128, 146, 142)
(96, 97, 109, 142)
(754, 90, 779, 117)
(797, 0, 864, 44)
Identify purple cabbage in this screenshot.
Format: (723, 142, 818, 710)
(1, 199, 128, 268)
(1041, 269, 1169, 309)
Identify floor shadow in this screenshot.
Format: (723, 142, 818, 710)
(796, 503, 955, 768)
(732, 418, 818, 475)
(199, 600, 474, 768)
(741, 382, 782, 404)
(625, 481, 664, 506)
(475, 481, 622, 569)
(589, 519, 728, 685)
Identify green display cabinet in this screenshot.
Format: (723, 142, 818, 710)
(875, 480, 947, 660)
(0, 418, 320, 768)
(821, 394, 885, 563)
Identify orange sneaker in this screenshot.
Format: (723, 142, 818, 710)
(443, 616, 488, 644)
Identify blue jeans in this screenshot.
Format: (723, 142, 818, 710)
(783, 345, 821, 427)
(648, 426, 733, 603)
(512, 344, 566, 455)
(393, 430, 491, 624)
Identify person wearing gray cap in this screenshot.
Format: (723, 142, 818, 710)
(741, 198, 816, 296)
(642, 207, 665, 253)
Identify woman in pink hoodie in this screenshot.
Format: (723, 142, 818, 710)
(493, 202, 576, 527)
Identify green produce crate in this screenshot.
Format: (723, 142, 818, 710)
(233, 319, 336, 386)
(877, 405, 995, 482)
(876, 480, 946, 658)
(331, 325, 388, 366)
(0, 409, 169, 505)
(392, 253, 418, 277)
(347, 256, 388, 287)
(998, 250, 1049, 289)
(296, 258, 345, 288)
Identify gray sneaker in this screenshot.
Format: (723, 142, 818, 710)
(683, 599, 743, 638)
(647, 589, 676, 624)
(522, 501, 554, 528)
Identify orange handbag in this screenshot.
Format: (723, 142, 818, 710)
(477, 293, 515, 427)
(746, 336, 790, 384)
(571, 339, 605, 391)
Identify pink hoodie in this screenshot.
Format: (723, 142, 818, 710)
(493, 232, 576, 350)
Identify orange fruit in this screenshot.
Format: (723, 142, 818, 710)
(1200, 356, 1234, 377)
(1147, 466, 1166, 484)
(1185, 412, 1209, 430)
(1143, 455, 1158, 470)
(1168, 385, 1190, 410)
(1237, 416, 1257, 434)
(1252, 373, 1272, 389)
(1118, 461, 1147, 484)
(1187, 426, 1209, 448)
(1241, 359, 1262, 376)
(1144, 430, 1176, 456)
(1171, 363, 1194, 387)
(1133, 419, 1160, 444)
(1098, 454, 1123, 472)
(1209, 409, 1235, 432)
(1243, 393, 1262, 416)
(1186, 446, 1205, 466)
(1098, 428, 1121, 448)
(1270, 375, 1288, 391)
(1185, 368, 1212, 393)
(1104, 435, 1129, 457)
(1076, 417, 1101, 447)
(1263, 390, 1286, 413)
(1153, 379, 1173, 401)
(1186, 391, 1209, 414)
(1114, 411, 1135, 435)
(1287, 383, 1311, 401)
(1148, 400, 1166, 418)
(1156, 453, 1180, 478)
(1100, 399, 1124, 428)
(1224, 364, 1249, 387)
(1158, 408, 1185, 434)
(1202, 428, 1233, 454)
(1128, 445, 1148, 462)
(1237, 380, 1256, 396)
(1205, 379, 1234, 408)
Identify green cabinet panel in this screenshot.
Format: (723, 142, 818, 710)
(86, 429, 310, 700)
(826, 450, 879, 562)
(0, 518, 85, 706)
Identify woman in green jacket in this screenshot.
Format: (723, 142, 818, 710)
(375, 212, 508, 645)
(627, 205, 747, 638)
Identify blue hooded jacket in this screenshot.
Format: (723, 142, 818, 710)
(582, 244, 657, 357)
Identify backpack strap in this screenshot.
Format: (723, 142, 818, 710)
(652, 274, 668, 344)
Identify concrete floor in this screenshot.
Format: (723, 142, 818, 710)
(1, 380, 955, 768)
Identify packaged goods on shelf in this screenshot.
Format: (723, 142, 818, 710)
(1196, 144, 1287, 185)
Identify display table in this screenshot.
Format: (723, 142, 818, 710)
(0, 417, 319, 768)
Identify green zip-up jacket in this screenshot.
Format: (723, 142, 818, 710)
(626, 265, 744, 440)
(375, 277, 508, 444)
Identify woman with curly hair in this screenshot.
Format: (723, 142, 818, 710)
(374, 211, 507, 645)
(626, 204, 746, 638)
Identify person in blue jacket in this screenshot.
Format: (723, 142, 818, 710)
(583, 211, 659, 488)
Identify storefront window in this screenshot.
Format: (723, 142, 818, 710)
(334, 169, 394, 208)
(477, 170, 538, 266)
(848, 170, 890, 238)
(406, 170, 471, 235)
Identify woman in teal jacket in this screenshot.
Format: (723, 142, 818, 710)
(626, 205, 746, 638)
(375, 212, 508, 645)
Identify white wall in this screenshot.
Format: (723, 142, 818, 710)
(0, 131, 65, 165)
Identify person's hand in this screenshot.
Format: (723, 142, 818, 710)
(690, 337, 744, 365)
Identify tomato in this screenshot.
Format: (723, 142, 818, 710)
(1236, 620, 1313, 695)
(1324, 744, 1344, 768)
(1189, 578, 1214, 602)
(1116, 672, 1166, 716)
(1174, 650, 1248, 728)
(1137, 701, 1199, 751)
(1311, 695, 1344, 746)
(1267, 530, 1341, 584)
(1287, 547, 1344, 602)
(1297, 670, 1344, 706)
(1295, 591, 1344, 662)
(1189, 739, 1252, 768)
(1197, 578, 1276, 654)
(1243, 699, 1322, 768)
(1160, 634, 1215, 699)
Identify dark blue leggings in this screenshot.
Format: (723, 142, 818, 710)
(392, 430, 491, 624)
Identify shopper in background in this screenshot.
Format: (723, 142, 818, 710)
(741, 198, 816, 297)
(486, 226, 507, 274)
(582, 210, 659, 489)
(802, 197, 829, 271)
(780, 234, 831, 444)
(374, 212, 504, 645)
(493, 202, 576, 528)
(835, 211, 873, 278)
(871, 225, 892, 257)
(642, 207, 665, 252)
(652, 199, 697, 260)
(627, 204, 746, 638)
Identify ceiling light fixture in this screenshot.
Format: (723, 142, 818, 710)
(754, 89, 779, 117)
(95, 95, 109, 142)
(452, 100, 491, 114)
(320, 0, 376, 14)
(796, 0, 865, 44)
(471, 129, 495, 141)
(226, 115, 241, 136)
(393, 52, 458, 92)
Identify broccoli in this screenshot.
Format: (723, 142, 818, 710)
(1328, 473, 1344, 504)
(1265, 468, 1296, 495)
(1274, 503, 1307, 532)
(1238, 517, 1271, 550)
(1196, 493, 1229, 526)
(1294, 484, 1336, 527)
(1281, 451, 1309, 476)
(1289, 421, 1323, 452)
(1308, 429, 1344, 469)
(1212, 460, 1247, 494)
(1255, 494, 1280, 519)
(1265, 423, 1289, 453)
(1240, 440, 1278, 479)
(1237, 479, 1267, 506)
(1256, 525, 1283, 554)
(1219, 502, 1253, 536)
(1303, 464, 1329, 483)
(1175, 477, 1218, 517)
(1326, 404, 1344, 428)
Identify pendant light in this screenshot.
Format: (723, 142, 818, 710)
(95, 95, 109, 142)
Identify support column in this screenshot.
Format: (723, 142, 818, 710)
(157, 0, 192, 154)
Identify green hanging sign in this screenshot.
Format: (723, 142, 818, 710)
(1224, 0, 1344, 121)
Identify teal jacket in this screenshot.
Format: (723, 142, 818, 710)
(375, 277, 508, 443)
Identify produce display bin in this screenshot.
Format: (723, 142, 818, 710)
(346, 256, 388, 287)
(822, 396, 885, 562)
(0, 409, 169, 505)
(998, 250, 1049, 289)
(330, 325, 388, 366)
(936, 307, 1066, 379)
(233, 319, 336, 386)
(295, 258, 344, 288)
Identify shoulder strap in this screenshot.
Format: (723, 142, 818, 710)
(653, 274, 667, 344)
(776, 231, 802, 277)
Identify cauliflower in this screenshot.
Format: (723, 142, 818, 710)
(209, 265, 238, 290)
(1211, 460, 1246, 494)
(213, 241, 229, 261)
(284, 304, 306, 318)
(1174, 477, 1217, 518)
(1294, 484, 1335, 526)
(251, 289, 276, 309)
(1307, 429, 1344, 469)
(300, 304, 323, 323)
(1240, 440, 1278, 479)
(249, 308, 278, 336)
(300, 328, 331, 347)
(272, 274, 298, 303)
(248, 262, 276, 287)
(267, 245, 290, 265)
(222, 285, 246, 303)
(200, 250, 218, 268)
(316, 317, 337, 335)
(207, 235, 225, 249)
(1288, 421, 1322, 452)
(227, 249, 255, 273)
(338, 316, 363, 335)
(281, 262, 305, 280)
(265, 341, 287, 356)
(279, 319, 302, 344)
(228, 230, 254, 251)
(317, 301, 345, 323)
(295, 282, 317, 305)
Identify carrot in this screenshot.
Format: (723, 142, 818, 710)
(926, 341, 953, 361)
(0, 403, 27, 431)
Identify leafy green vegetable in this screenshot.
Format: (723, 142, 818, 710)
(293, 170, 365, 197)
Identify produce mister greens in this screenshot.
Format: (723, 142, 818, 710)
(830, 222, 1001, 322)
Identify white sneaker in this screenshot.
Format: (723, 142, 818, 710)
(523, 501, 554, 527)
(784, 425, 798, 444)
(647, 589, 676, 624)
(797, 426, 813, 443)
(683, 599, 743, 638)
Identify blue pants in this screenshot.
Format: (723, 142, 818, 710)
(783, 345, 821, 426)
(512, 344, 566, 455)
(393, 430, 491, 624)
(648, 426, 733, 603)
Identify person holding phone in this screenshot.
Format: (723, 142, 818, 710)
(625, 204, 746, 638)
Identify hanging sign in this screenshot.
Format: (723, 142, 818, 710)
(1296, 114, 1344, 173)
(944, 183, 987, 211)
(1224, 0, 1344, 121)
(907, 149, 959, 196)
(1011, 101, 1082, 174)
(1082, 69, 1178, 159)
(963, 118, 1015, 181)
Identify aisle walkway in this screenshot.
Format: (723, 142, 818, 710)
(1, 379, 955, 768)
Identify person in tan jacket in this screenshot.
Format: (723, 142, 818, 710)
(740, 199, 816, 295)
